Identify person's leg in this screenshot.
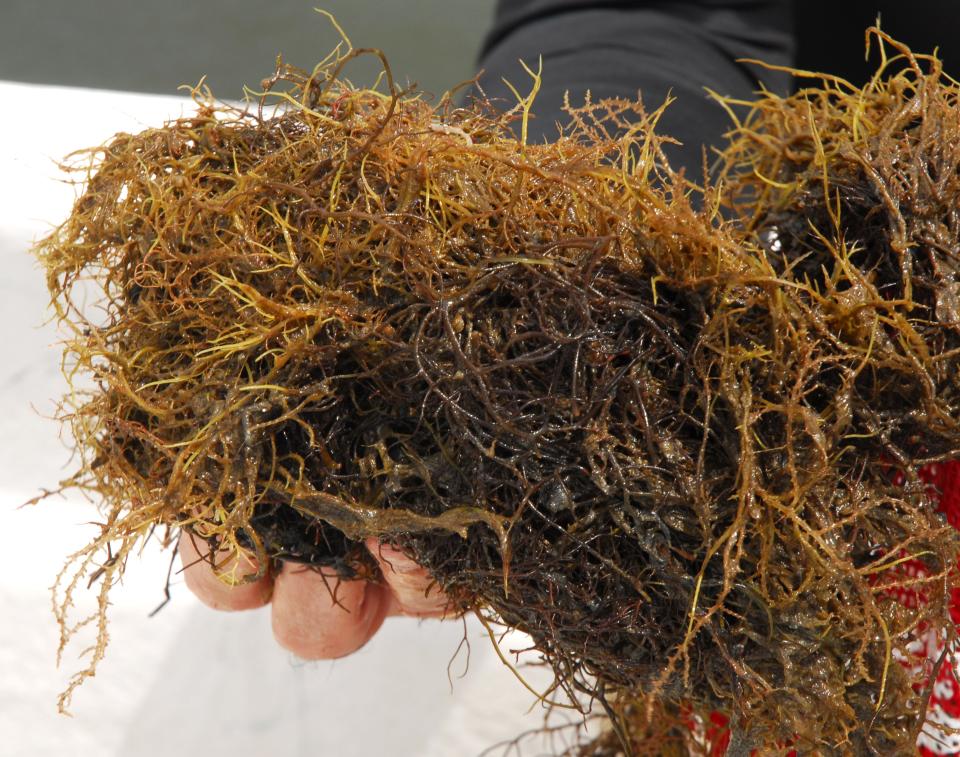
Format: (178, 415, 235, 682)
(474, 1, 795, 178)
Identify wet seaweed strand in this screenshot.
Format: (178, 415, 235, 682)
(33, 27, 960, 756)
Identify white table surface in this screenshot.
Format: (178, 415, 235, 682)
(0, 80, 591, 757)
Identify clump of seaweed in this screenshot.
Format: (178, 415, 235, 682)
(34, 26, 960, 756)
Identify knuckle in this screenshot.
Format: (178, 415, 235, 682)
(382, 553, 424, 576)
(397, 598, 449, 616)
(393, 583, 451, 616)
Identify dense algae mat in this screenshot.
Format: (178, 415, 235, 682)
(36, 30, 960, 755)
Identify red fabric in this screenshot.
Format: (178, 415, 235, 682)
(702, 460, 960, 756)
(897, 461, 960, 756)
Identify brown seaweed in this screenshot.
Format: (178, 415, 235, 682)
(33, 27, 960, 755)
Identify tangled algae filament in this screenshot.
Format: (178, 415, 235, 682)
(33, 26, 960, 756)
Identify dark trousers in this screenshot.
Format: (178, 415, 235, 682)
(476, 0, 955, 177)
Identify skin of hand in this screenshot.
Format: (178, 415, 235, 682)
(179, 532, 450, 660)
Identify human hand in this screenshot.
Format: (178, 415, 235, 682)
(179, 532, 450, 659)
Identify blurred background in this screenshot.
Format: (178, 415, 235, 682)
(0, 0, 955, 99)
(796, 0, 954, 83)
(0, 0, 497, 99)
